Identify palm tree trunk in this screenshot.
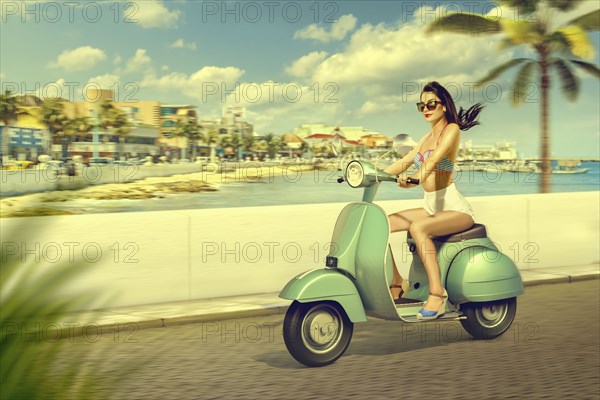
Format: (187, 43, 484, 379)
(61, 135, 69, 161)
(540, 61, 551, 193)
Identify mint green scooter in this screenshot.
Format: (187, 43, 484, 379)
(280, 157, 524, 367)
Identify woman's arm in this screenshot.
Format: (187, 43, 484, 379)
(383, 136, 424, 175)
(411, 123, 459, 182)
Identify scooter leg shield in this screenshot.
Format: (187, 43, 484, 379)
(279, 269, 367, 322)
(446, 247, 525, 304)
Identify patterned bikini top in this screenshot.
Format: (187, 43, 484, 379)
(413, 125, 455, 173)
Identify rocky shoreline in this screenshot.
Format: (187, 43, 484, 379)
(0, 164, 315, 218)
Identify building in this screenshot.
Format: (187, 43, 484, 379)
(461, 139, 518, 160)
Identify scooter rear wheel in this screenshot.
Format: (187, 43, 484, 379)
(283, 300, 353, 367)
(460, 297, 517, 339)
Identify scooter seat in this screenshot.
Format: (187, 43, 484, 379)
(433, 223, 488, 242)
(407, 223, 488, 243)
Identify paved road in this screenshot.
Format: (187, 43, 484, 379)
(14, 280, 600, 399)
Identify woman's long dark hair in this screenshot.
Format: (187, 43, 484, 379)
(422, 81, 484, 131)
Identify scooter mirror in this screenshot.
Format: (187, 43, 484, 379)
(393, 134, 416, 157)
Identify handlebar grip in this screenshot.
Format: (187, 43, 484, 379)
(406, 177, 420, 185)
(337, 177, 345, 183)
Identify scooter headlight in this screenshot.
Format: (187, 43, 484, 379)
(345, 160, 364, 188)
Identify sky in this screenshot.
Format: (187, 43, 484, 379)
(1, 0, 599, 158)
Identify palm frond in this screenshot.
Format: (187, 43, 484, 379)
(426, 13, 501, 35)
(498, 0, 539, 15)
(512, 61, 538, 106)
(565, 9, 600, 30)
(544, 31, 571, 53)
(547, 0, 585, 12)
(497, 37, 521, 51)
(500, 19, 545, 44)
(570, 60, 600, 78)
(552, 59, 579, 101)
(556, 25, 596, 60)
(476, 58, 532, 87)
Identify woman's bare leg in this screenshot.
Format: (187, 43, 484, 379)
(388, 208, 430, 297)
(409, 211, 474, 311)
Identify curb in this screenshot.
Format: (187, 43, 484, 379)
(522, 273, 599, 287)
(14, 274, 599, 340)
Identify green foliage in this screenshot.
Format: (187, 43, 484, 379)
(567, 9, 600, 30)
(0, 90, 18, 125)
(570, 60, 600, 78)
(476, 58, 532, 87)
(0, 225, 106, 398)
(426, 13, 501, 35)
(513, 61, 539, 105)
(553, 59, 579, 101)
(498, 0, 539, 15)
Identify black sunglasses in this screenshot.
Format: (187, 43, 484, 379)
(416, 100, 442, 112)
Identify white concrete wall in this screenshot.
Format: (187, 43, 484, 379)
(1, 191, 598, 310)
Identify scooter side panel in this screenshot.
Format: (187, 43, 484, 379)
(354, 205, 402, 320)
(279, 269, 368, 322)
(405, 238, 496, 301)
(446, 246, 525, 303)
(328, 203, 370, 277)
(328, 202, 400, 320)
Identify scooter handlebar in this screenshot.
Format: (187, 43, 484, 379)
(406, 177, 420, 185)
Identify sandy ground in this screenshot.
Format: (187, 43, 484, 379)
(0, 164, 316, 218)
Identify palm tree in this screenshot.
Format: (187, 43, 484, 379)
(230, 132, 243, 160)
(202, 128, 220, 162)
(98, 101, 132, 160)
(40, 98, 70, 160)
(175, 120, 202, 160)
(427, 0, 599, 193)
(0, 90, 18, 162)
(241, 134, 255, 160)
(264, 133, 283, 160)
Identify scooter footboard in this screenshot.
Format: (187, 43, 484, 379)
(446, 247, 525, 304)
(279, 269, 367, 322)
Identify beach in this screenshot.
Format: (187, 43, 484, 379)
(0, 164, 317, 218)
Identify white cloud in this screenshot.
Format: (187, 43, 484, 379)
(161, 65, 169, 71)
(124, 49, 152, 75)
(170, 39, 198, 50)
(87, 74, 121, 90)
(48, 46, 107, 72)
(135, 0, 181, 29)
(306, 9, 512, 99)
(294, 14, 357, 43)
(34, 78, 83, 101)
(113, 54, 122, 65)
(141, 66, 245, 101)
(285, 51, 329, 78)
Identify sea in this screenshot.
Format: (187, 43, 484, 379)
(56, 161, 600, 214)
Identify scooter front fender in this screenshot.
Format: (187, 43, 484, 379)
(279, 269, 367, 322)
(446, 246, 525, 304)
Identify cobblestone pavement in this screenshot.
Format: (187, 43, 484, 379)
(14, 280, 600, 400)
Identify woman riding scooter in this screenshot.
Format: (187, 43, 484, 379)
(384, 81, 483, 320)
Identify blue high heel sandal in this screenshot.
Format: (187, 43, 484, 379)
(416, 290, 448, 320)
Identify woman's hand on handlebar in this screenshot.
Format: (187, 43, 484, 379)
(397, 176, 419, 188)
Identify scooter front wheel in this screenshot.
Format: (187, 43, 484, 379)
(460, 297, 517, 339)
(283, 300, 353, 367)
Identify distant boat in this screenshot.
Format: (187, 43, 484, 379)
(505, 160, 541, 173)
(552, 159, 589, 174)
